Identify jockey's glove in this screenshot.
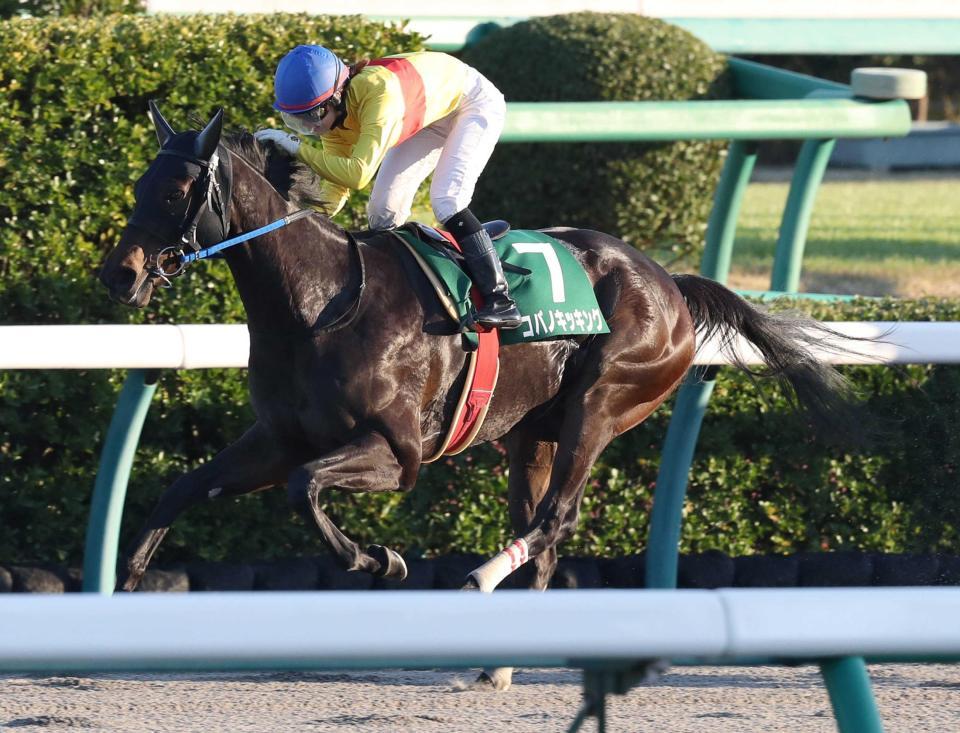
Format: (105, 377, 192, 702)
(254, 128, 301, 157)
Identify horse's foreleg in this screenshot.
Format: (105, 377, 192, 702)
(121, 422, 294, 591)
(286, 431, 409, 580)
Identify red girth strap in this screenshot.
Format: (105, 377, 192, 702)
(368, 57, 427, 145)
(435, 230, 500, 456)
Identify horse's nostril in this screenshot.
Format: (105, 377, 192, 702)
(105, 266, 138, 295)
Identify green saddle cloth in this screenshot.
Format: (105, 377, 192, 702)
(394, 227, 610, 345)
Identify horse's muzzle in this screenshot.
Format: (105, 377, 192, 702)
(100, 265, 153, 307)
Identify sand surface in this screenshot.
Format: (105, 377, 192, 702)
(2, 664, 959, 732)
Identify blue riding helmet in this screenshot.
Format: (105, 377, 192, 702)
(272, 44, 348, 114)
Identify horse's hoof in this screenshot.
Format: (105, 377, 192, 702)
(475, 667, 513, 691)
(460, 575, 481, 592)
(367, 545, 407, 581)
(117, 568, 140, 592)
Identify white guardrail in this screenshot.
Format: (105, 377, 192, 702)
(1, 589, 960, 672)
(0, 322, 958, 369)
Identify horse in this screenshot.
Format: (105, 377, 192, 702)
(99, 105, 861, 688)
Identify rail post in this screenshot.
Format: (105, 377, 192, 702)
(82, 369, 159, 594)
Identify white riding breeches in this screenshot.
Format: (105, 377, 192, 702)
(366, 66, 506, 230)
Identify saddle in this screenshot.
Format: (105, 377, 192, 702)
(394, 223, 609, 346)
(401, 220, 531, 277)
(390, 220, 611, 460)
(412, 218, 511, 243)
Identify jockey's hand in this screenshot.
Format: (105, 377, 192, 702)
(254, 129, 300, 157)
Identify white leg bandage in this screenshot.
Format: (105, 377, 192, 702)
(468, 538, 529, 593)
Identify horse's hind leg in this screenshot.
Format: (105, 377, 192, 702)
(472, 427, 558, 691)
(286, 431, 410, 580)
(121, 422, 294, 591)
(504, 429, 559, 591)
(468, 334, 690, 594)
(466, 398, 615, 594)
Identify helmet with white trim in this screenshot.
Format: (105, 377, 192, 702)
(272, 45, 348, 114)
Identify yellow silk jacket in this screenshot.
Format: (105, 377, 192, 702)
(296, 51, 469, 216)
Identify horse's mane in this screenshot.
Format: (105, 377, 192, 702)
(220, 129, 328, 211)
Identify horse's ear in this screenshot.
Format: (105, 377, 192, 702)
(148, 100, 176, 148)
(195, 108, 224, 162)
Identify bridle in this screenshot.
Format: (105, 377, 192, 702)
(129, 145, 233, 288)
(125, 118, 366, 333)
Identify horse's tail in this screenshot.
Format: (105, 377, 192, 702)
(671, 273, 866, 442)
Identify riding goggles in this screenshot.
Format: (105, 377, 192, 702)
(280, 105, 329, 136)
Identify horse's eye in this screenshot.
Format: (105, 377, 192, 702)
(166, 190, 185, 204)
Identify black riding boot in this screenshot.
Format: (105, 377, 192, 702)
(459, 229, 523, 330)
(446, 208, 522, 330)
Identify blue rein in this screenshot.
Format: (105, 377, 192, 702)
(180, 208, 316, 265)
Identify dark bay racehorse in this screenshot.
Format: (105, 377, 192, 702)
(100, 106, 859, 687)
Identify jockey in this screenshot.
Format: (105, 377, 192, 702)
(255, 44, 522, 330)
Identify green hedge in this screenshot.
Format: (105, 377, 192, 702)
(3, 298, 960, 566)
(0, 0, 142, 21)
(0, 12, 426, 328)
(461, 12, 732, 264)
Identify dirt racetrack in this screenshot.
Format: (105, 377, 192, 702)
(2, 664, 959, 732)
